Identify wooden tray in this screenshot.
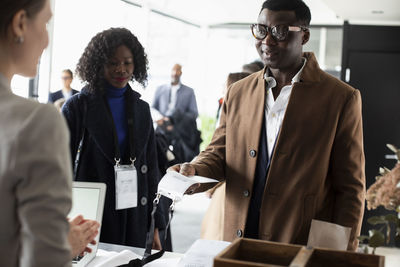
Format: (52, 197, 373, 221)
(213, 238, 385, 267)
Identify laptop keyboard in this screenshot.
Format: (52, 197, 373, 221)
(72, 254, 84, 263)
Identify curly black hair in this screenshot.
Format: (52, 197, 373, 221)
(76, 27, 148, 93)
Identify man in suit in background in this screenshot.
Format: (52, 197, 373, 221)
(170, 0, 365, 251)
(48, 69, 78, 103)
(152, 64, 198, 122)
(152, 63, 201, 164)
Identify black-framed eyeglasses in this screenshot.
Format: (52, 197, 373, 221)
(250, 24, 308, 42)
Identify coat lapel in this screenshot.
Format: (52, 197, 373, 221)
(83, 86, 147, 165)
(240, 70, 267, 185)
(265, 52, 322, 191)
(126, 88, 147, 161)
(84, 91, 115, 165)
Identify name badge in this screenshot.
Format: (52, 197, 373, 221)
(115, 164, 138, 210)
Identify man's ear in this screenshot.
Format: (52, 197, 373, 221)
(11, 9, 28, 39)
(302, 30, 310, 45)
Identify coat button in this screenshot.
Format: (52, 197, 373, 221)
(243, 190, 250, 197)
(141, 196, 147, 206)
(141, 165, 148, 174)
(249, 149, 257, 158)
(236, 229, 243, 237)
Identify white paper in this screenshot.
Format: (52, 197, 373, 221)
(145, 258, 181, 267)
(87, 249, 141, 267)
(307, 219, 351, 251)
(158, 172, 219, 201)
(177, 239, 231, 267)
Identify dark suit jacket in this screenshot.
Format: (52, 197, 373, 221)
(62, 86, 165, 247)
(48, 89, 79, 103)
(191, 52, 365, 251)
(152, 84, 198, 119)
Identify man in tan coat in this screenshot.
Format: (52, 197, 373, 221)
(171, 0, 365, 251)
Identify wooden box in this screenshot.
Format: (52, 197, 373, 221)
(213, 238, 385, 267)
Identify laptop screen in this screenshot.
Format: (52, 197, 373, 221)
(68, 182, 106, 266)
(68, 187, 100, 221)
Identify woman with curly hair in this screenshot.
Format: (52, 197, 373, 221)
(62, 28, 164, 249)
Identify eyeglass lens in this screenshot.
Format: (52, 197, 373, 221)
(252, 24, 290, 41)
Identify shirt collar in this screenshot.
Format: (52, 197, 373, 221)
(264, 57, 307, 89)
(292, 57, 307, 83)
(170, 83, 181, 91)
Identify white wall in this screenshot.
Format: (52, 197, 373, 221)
(40, 0, 259, 116)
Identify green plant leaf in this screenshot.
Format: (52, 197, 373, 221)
(368, 230, 385, 248)
(385, 214, 398, 223)
(368, 216, 387, 225)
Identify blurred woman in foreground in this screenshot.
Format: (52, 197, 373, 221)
(0, 0, 98, 266)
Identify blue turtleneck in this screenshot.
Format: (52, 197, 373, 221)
(106, 84, 128, 158)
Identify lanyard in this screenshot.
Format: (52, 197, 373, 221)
(117, 194, 175, 267)
(105, 89, 136, 166)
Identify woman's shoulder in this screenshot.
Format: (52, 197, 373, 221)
(2, 96, 68, 148)
(1, 93, 63, 130)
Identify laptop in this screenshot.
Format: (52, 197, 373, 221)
(69, 182, 106, 267)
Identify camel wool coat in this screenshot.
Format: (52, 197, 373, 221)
(191, 52, 365, 251)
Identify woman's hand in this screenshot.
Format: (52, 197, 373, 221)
(68, 215, 100, 258)
(152, 228, 162, 250)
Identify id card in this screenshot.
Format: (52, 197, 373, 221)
(115, 165, 138, 210)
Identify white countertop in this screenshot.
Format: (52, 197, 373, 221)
(94, 242, 400, 267)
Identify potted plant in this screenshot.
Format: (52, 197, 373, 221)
(358, 144, 400, 254)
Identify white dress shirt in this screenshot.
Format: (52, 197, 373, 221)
(62, 89, 73, 100)
(166, 83, 180, 116)
(264, 58, 307, 158)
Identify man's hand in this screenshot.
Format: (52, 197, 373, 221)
(168, 163, 196, 176)
(68, 215, 100, 258)
(168, 163, 199, 194)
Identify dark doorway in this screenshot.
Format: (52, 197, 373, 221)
(341, 23, 400, 244)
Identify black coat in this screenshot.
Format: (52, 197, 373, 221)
(62, 85, 165, 247)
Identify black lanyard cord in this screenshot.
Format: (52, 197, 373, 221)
(117, 194, 175, 267)
(144, 195, 174, 258)
(104, 89, 136, 164)
(125, 89, 136, 163)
